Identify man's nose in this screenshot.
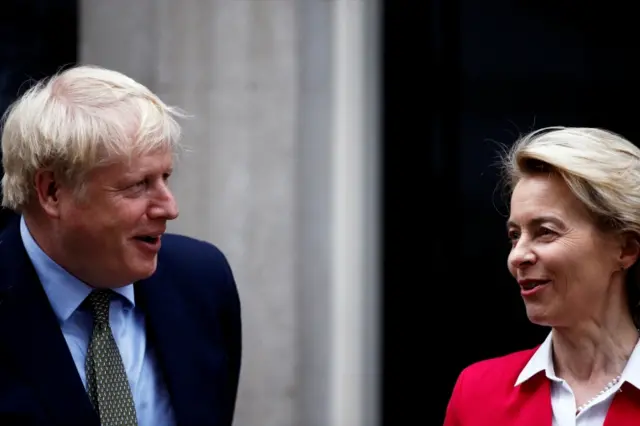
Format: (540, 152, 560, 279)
(149, 185, 179, 220)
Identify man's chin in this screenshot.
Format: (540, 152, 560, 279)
(125, 258, 158, 283)
(136, 262, 158, 280)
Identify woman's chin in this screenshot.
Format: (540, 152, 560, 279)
(524, 307, 554, 327)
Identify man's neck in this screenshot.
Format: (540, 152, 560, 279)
(23, 214, 56, 258)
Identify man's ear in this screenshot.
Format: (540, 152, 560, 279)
(619, 232, 640, 271)
(33, 170, 62, 218)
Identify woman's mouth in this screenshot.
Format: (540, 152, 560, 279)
(518, 279, 551, 295)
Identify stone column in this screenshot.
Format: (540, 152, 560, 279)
(80, 1, 380, 425)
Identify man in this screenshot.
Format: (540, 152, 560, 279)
(0, 65, 242, 426)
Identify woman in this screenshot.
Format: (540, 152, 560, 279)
(443, 127, 640, 426)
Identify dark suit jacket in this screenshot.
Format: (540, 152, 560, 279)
(0, 216, 242, 426)
(443, 347, 640, 426)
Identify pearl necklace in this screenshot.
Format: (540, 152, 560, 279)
(575, 375, 622, 413)
(574, 329, 640, 414)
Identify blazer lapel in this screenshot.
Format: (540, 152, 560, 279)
(604, 382, 640, 426)
(0, 219, 98, 425)
(512, 373, 553, 426)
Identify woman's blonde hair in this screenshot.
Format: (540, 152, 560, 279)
(503, 126, 640, 325)
(1, 65, 185, 211)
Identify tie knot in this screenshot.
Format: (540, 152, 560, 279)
(87, 290, 112, 325)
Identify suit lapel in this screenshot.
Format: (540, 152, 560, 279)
(0, 219, 99, 425)
(136, 268, 225, 426)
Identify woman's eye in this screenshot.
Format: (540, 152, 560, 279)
(538, 227, 556, 238)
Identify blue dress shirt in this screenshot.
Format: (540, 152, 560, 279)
(20, 216, 175, 426)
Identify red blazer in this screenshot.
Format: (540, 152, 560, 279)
(443, 348, 640, 426)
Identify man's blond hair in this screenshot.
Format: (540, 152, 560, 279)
(1, 65, 185, 211)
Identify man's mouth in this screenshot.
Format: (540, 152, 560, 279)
(134, 235, 160, 244)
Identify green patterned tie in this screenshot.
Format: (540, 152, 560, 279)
(85, 290, 138, 426)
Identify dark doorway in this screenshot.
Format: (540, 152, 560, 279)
(381, 1, 639, 425)
(0, 0, 78, 228)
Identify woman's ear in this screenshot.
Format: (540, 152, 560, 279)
(619, 232, 640, 271)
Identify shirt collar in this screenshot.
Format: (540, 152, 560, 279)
(621, 337, 640, 389)
(515, 330, 640, 390)
(515, 332, 556, 386)
(19, 216, 135, 323)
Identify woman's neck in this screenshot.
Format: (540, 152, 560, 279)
(552, 316, 638, 383)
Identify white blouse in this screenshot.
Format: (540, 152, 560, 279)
(515, 333, 640, 426)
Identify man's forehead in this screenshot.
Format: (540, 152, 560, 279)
(98, 150, 174, 176)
